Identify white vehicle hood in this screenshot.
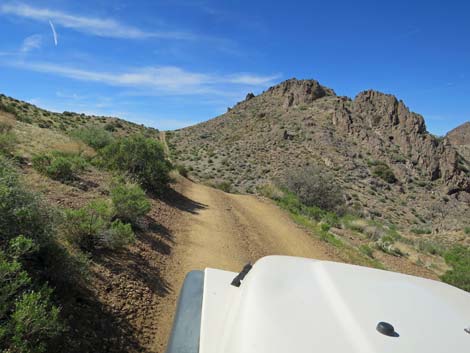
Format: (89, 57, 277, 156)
(200, 255, 470, 353)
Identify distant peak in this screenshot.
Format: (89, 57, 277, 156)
(270, 78, 335, 93)
(266, 78, 335, 108)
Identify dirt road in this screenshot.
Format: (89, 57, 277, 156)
(152, 178, 336, 352)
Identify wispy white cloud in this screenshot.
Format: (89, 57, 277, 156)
(136, 117, 199, 130)
(7, 61, 280, 96)
(0, 3, 196, 40)
(20, 34, 42, 53)
(55, 91, 87, 100)
(225, 73, 280, 85)
(49, 20, 58, 46)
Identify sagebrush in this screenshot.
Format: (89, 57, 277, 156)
(100, 134, 171, 192)
(110, 180, 151, 225)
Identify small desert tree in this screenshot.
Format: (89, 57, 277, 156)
(282, 165, 344, 212)
(99, 135, 172, 193)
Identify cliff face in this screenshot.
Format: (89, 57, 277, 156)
(169, 79, 470, 231)
(333, 90, 469, 193)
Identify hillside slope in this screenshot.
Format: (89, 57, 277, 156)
(447, 121, 470, 162)
(168, 79, 470, 232)
(0, 93, 158, 137)
(0, 97, 171, 353)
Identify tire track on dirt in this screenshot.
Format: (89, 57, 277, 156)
(152, 178, 337, 352)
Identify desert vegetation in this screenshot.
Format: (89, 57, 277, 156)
(0, 119, 17, 156)
(281, 166, 344, 212)
(32, 151, 88, 182)
(0, 157, 63, 352)
(110, 179, 151, 225)
(70, 126, 115, 150)
(99, 134, 172, 193)
(0, 94, 158, 137)
(441, 246, 470, 291)
(258, 163, 469, 291)
(0, 97, 174, 351)
(368, 160, 397, 184)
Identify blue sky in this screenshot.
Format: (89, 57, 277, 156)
(0, 1, 469, 134)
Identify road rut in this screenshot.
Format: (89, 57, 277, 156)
(152, 178, 335, 352)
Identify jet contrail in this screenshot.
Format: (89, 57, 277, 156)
(49, 20, 58, 46)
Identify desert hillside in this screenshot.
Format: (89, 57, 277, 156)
(168, 79, 470, 233)
(0, 91, 468, 353)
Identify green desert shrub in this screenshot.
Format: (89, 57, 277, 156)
(370, 162, 397, 184)
(414, 239, 444, 256)
(441, 245, 470, 292)
(6, 288, 63, 353)
(282, 165, 344, 212)
(99, 135, 171, 192)
(110, 180, 151, 225)
(0, 121, 17, 156)
(32, 151, 87, 182)
(64, 200, 113, 251)
(100, 220, 135, 250)
(410, 227, 432, 235)
(0, 157, 54, 245)
(103, 123, 117, 132)
(71, 126, 114, 150)
(0, 237, 63, 353)
(214, 181, 232, 193)
(257, 183, 285, 201)
(0, 158, 79, 281)
(303, 205, 327, 221)
(64, 200, 135, 251)
(342, 216, 368, 233)
(0, 101, 17, 115)
(359, 244, 374, 258)
(175, 164, 189, 177)
(277, 190, 303, 214)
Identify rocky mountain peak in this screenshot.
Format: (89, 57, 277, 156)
(353, 90, 426, 133)
(331, 90, 469, 193)
(266, 78, 336, 108)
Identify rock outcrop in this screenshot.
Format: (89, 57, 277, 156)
(447, 122, 470, 163)
(265, 78, 335, 108)
(245, 92, 255, 101)
(332, 90, 469, 192)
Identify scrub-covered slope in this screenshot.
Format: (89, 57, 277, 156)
(169, 78, 470, 231)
